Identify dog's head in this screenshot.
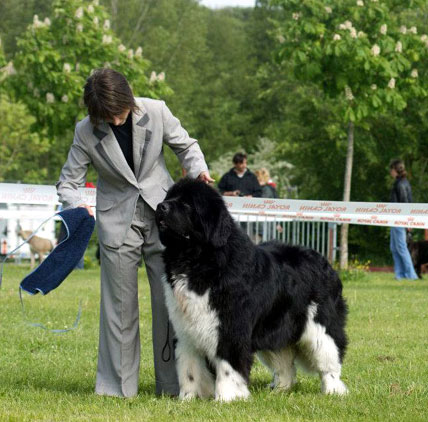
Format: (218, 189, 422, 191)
(155, 178, 233, 248)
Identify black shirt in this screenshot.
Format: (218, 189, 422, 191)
(390, 177, 412, 203)
(109, 112, 134, 174)
(217, 168, 262, 197)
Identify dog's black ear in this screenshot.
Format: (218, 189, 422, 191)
(193, 189, 233, 248)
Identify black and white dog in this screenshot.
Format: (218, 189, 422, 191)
(155, 179, 348, 401)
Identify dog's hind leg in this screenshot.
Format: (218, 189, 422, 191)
(297, 303, 348, 395)
(257, 348, 297, 391)
(175, 338, 215, 400)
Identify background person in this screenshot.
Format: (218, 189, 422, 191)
(255, 168, 278, 198)
(56, 68, 213, 398)
(218, 152, 261, 197)
(389, 159, 418, 280)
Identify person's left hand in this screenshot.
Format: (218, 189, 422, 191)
(198, 171, 215, 184)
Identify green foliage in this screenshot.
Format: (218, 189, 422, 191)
(6, 0, 171, 181)
(270, 0, 428, 123)
(335, 257, 371, 282)
(0, 94, 49, 182)
(0, 36, 6, 69)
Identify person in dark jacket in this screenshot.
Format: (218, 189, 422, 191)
(389, 159, 418, 280)
(218, 153, 262, 197)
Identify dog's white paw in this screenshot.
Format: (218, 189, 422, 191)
(321, 375, 348, 395)
(215, 385, 250, 402)
(179, 390, 197, 400)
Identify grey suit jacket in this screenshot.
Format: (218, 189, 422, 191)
(56, 97, 208, 248)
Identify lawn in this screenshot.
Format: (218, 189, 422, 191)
(0, 264, 427, 422)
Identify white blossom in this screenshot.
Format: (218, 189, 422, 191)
(357, 0, 364, 6)
(371, 84, 377, 90)
(358, 31, 365, 38)
(61, 94, 69, 103)
(350, 28, 357, 38)
(410, 26, 417, 34)
(75, 7, 83, 19)
(135, 46, 143, 57)
(400, 26, 407, 34)
(93, 17, 99, 26)
(150, 71, 157, 83)
(380, 24, 387, 35)
(87, 5, 94, 13)
(118, 44, 126, 52)
(339, 23, 346, 30)
(292, 13, 300, 20)
(395, 41, 402, 53)
(46, 92, 55, 103)
(325, 6, 332, 14)
(421, 34, 428, 42)
(2, 61, 16, 76)
(102, 34, 112, 44)
(158, 72, 165, 82)
(77, 23, 83, 32)
(388, 78, 396, 89)
(93, 0, 99, 5)
(411, 69, 418, 78)
(103, 19, 110, 30)
(44, 17, 51, 26)
(371, 44, 380, 56)
(33, 14, 43, 28)
(277, 34, 285, 43)
(63, 63, 72, 73)
(371, 0, 378, 2)
(344, 20, 353, 29)
(345, 86, 354, 101)
(33, 88, 40, 98)
(128, 49, 134, 59)
(333, 34, 341, 41)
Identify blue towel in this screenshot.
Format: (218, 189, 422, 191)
(20, 207, 95, 295)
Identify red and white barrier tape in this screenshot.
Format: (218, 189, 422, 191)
(1, 183, 427, 228)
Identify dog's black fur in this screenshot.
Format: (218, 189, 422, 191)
(156, 179, 348, 399)
(407, 232, 428, 278)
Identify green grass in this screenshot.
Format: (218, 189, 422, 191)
(0, 265, 427, 422)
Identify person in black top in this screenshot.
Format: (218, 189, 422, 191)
(389, 159, 418, 280)
(218, 152, 261, 197)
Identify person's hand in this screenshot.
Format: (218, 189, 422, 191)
(198, 171, 215, 184)
(78, 204, 94, 217)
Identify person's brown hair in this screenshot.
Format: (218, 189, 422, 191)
(83, 68, 139, 125)
(389, 159, 407, 178)
(232, 152, 247, 164)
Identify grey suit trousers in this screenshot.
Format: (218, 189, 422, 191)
(95, 197, 178, 397)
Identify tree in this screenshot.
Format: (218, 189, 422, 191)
(7, 0, 171, 181)
(0, 94, 49, 182)
(269, 0, 427, 268)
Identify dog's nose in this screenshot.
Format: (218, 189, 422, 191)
(157, 202, 169, 214)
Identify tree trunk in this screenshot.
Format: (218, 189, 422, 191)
(340, 121, 354, 270)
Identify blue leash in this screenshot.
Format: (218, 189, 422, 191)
(0, 212, 82, 333)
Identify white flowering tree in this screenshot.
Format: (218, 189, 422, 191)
(6, 0, 171, 179)
(269, 0, 427, 268)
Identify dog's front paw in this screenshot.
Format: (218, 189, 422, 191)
(321, 376, 349, 396)
(215, 383, 250, 402)
(179, 390, 197, 400)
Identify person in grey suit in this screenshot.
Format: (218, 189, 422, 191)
(56, 68, 213, 398)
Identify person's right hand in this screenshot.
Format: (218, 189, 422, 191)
(78, 204, 94, 216)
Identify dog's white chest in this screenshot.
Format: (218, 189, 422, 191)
(163, 274, 219, 359)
